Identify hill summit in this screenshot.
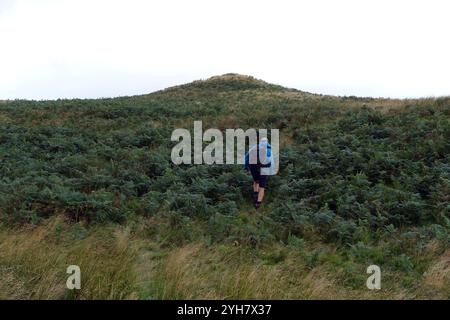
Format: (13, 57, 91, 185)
(155, 73, 304, 95)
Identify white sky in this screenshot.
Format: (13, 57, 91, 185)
(0, 0, 449, 99)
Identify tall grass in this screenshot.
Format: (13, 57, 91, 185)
(0, 216, 448, 299)
(0, 217, 138, 299)
(137, 241, 449, 300)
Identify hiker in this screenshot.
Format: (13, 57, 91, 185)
(244, 137, 276, 209)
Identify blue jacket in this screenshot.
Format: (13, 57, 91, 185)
(244, 142, 272, 170)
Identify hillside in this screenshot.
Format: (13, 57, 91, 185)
(0, 74, 449, 299)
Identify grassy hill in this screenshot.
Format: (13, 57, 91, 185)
(0, 74, 449, 299)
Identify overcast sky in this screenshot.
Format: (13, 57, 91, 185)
(1, 0, 449, 100)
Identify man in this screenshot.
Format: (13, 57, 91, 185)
(244, 137, 275, 209)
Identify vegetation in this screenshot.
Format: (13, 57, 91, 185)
(0, 74, 449, 299)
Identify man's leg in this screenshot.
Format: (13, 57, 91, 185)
(253, 181, 259, 201)
(254, 187, 264, 209)
(250, 165, 260, 202)
(254, 176, 267, 209)
(257, 187, 265, 202)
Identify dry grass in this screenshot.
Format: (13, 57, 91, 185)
(136, 242, 414, 300)
(0, 217, 139, 299)
(1, 217, 448, 300)
(423, 250, 450, 298)
(344, 97, 444, 114)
